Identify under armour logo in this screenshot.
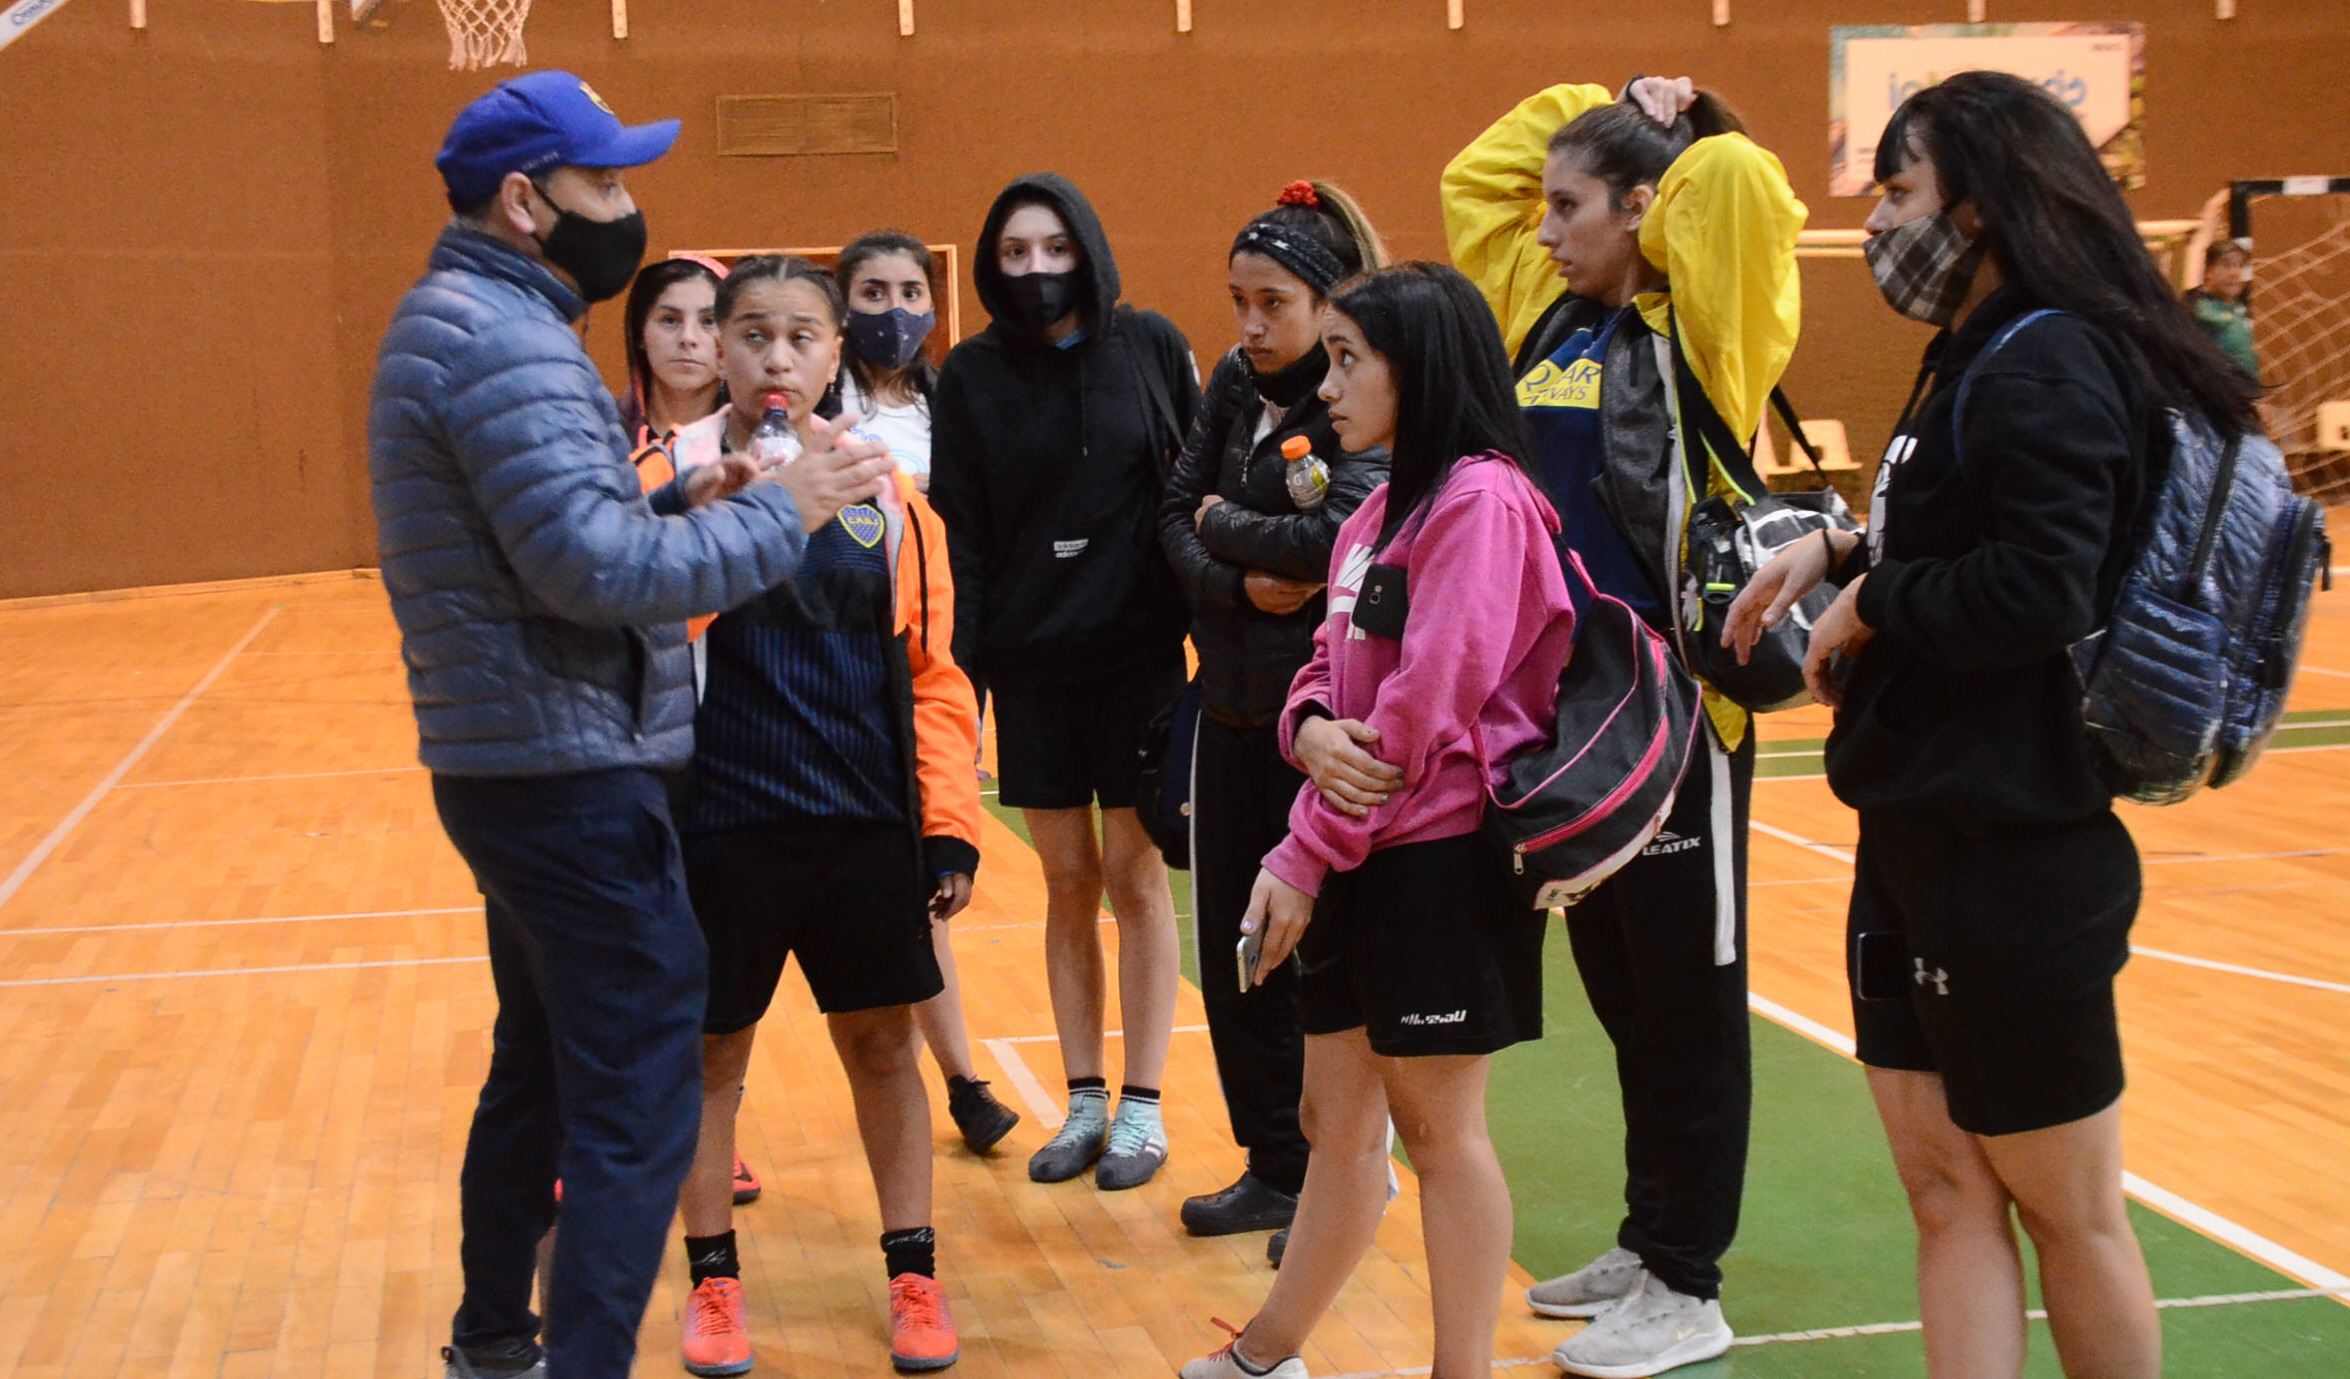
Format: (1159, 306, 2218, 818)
(1914, 959, 1949, 996)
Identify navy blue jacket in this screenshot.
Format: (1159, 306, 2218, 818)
(369, 226, 808, 776)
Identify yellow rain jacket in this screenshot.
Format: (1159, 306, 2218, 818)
(1442, 82, 1808, 747)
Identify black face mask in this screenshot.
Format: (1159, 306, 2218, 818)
(1001, 269, 1080, 335)
(531, 183, 648, 304)
(847, 306, 937, 372)
(1246, 344, 1329, 410)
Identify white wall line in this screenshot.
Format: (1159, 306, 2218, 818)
(0, 905, 477, 938)
(118, 765, 423, 789)
(0, 608, 278, 913)
(2131, 946, 2350, 995)
(0, 954, 485, 989)
(980, 1038, 1064, 1129)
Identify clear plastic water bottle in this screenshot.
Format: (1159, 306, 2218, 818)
(749, 391, 795, 468)
(1282, 434, 1329, 511)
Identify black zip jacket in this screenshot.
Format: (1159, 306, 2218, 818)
(1159, 347, 1389, 729)
(930, 173, 1200, 691)
(1827, 287, 2153, 822)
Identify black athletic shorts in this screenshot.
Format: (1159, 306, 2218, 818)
(1848, 807, 2140, 1137)
(1298, 831, 1546, 1057)
(989, 648, 1187, 811)
(683, 821, 943, 1031)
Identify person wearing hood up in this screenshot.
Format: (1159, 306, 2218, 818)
(930, 173, 1200, 1192)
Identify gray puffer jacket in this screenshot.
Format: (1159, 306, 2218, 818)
(370, 226, 807, 777)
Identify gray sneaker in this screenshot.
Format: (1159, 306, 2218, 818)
(1093, 1098, 1168, 1190)
(1027, 1094, 1110, 1183)
(1549, 1270, 1732, 1378)
(1527, 1245, 1644, 1318)
(442, 1344, 544, 1379)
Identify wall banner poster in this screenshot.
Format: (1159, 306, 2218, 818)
(1829, 23, 2145, 197)
(0, 0, 79, 57)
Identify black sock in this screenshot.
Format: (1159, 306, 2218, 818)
(1067, 1075, 1107, 1095)
(685, 1230, 739, 1285)
(1117, 1084, 1160, 1106)
(881, 1226, 937, 1280)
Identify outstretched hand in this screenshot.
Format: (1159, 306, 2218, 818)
(1720, 534, 1833, 664)
(679, 455, 763, 509)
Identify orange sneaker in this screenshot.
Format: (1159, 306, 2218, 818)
(680, 1277, 753, 1376)
(732, 1156, 761, 1206)
(886, 1273, 959, 1372)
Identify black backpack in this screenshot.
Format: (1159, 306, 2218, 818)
(1959, 310, 2331, 804)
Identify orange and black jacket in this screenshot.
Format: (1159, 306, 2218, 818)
(632, 417, 983, 878)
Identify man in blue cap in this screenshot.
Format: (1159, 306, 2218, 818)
(370, 71, 895, 1379)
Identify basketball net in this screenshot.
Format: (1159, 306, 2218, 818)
(438, 0, 532, 71)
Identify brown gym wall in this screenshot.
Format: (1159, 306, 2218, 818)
(0, 0, 2334, 598)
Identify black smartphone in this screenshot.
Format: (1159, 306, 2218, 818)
(1353, 563, 1409, 639)
(1853, 930, 1911, 1002)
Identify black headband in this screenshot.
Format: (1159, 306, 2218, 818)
(1230, 222, 1347, 296)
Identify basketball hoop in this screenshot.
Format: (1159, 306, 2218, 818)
(437, 0, 532, 71)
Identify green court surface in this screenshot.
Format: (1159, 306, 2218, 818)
(979, 794, 2350, 1375)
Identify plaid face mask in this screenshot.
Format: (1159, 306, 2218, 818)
(1864, 211, 1986, 326)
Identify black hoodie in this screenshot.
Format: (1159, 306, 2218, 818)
(930, 173, 1201, 691)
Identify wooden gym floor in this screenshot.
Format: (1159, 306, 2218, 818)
(0, 568, 2344, 1378)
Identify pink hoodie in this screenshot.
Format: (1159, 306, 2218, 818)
(1264, 456, 1576, 897)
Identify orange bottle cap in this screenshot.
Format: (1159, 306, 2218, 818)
(1281, 435, 1313, 460)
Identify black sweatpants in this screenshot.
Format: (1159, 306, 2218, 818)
(1563, 726, 1755, 1302)
(1190, 715, 1311, 1197)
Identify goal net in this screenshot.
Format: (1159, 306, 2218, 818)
(2228, 178, 2350, 508)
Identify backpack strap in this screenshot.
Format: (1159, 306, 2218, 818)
(1950, 308, 2066, 459)
(1665, 303, 1769, 505)
(1119, 306, 1183, 478)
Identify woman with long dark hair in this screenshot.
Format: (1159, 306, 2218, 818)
(1157, 180, 1389, 1247)
(618, 255, 726, 448)
(1725, 71, 2258, 1378)
(1441, 76, 1804, 1375)
(1178, 263, 1575, 1379)
(835, 231, 945, 493)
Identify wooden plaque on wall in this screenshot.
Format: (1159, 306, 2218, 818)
(715, 94, 898, 157)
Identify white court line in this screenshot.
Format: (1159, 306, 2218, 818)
(2144, 849, 2344, 864)
(2300, 664, 2350, 679)
(0, 955, 485, 989)
(0, 905, 477, 938)
(1751, 875, 1849, 887)
(1749, 820, 2349, 993)
(1754, 771, 1827, 782)
(1740, 821, 2350, 1295)
(2131, 946, 2350, 995)
(118, 765, 423, 789)
(989, 1024, 1211, 1046)
(980, 1039, 1064, 1129)
(0, 608, 278, 914)
(1310, 1283, 2350, 1374)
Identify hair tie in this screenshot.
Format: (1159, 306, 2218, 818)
(1276, 180, 1321, 209)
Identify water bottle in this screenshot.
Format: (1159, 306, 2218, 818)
(1282, 434, 1329, 511)
(749, 391, 795, 468)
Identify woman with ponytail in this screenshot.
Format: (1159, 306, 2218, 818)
(1158, 181, 1391, 1248)
(1440, 75, 1806, 1376)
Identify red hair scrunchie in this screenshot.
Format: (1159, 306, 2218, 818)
(1276, 180, 1321, 209)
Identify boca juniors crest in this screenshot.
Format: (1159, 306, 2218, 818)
(839, 503, 887, 549)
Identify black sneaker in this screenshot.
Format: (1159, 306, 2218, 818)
(1180, 1172, 1299, 1237)
(947, 1077, 1021, 1154)
(1266, 1228, 1288, 1270)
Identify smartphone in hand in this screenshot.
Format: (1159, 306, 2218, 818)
(1236, 928, 1265, 993)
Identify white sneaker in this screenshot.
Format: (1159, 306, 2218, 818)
(1178, 1331, 1308, 1379)
(1527, 1246, 1643, 1319)
(1549, 1270, 1732, 1378)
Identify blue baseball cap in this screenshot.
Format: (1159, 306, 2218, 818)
(436, 70, 681, 210)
